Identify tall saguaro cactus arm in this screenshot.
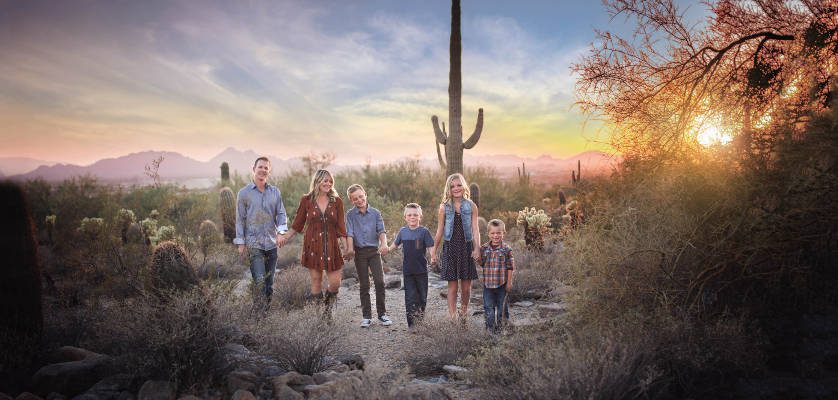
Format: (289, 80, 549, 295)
(435, 121, 448, 170)
(462, 108, 483, 149)
(431, 116, 448, 145)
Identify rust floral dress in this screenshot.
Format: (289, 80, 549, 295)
(291, 194, 347, 272)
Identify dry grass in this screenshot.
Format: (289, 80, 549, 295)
(272, 265, 313, 309)
(84, 281, 245, 390)
(249, 305, 349, 375)
(466, 321, 662, 400)
(401, 316, 492, 376)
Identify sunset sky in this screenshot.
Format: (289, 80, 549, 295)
(0, 0, 708, 166)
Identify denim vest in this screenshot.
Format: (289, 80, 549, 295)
(443, 200, 473, 242)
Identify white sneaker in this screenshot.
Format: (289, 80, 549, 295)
(360, 319, 372, 328)
(378, 315, 393, 326)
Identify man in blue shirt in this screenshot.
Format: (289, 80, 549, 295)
(234, 157, 288, 311)
(344, 184, 392, 328)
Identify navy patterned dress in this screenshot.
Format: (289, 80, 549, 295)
(439, 211, 478, 281)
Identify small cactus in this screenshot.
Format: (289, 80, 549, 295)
(117, 208, 136, 244)
(558, 190, 567, 206)
(125, 222, 145, 245)
(219, 187, 236, 243)
(140, 217, 158, 245)
(148, 241, 198, 292)
(157, 225, 176, 243)
(79, 217, 105, 241)
(0, 182, 43, 376)
(220, 162, 230, 183)
(516, 207, 551, 251)
(198, 220, 220, 264)
(470, 182, 480, 209)
(149, 209, 160, 220)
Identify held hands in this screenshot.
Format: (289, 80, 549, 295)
(472, 248, 481, 263)
(343, 249, 355, 261)
(276, 233, 288, 248)
(378, 244, 390, 257)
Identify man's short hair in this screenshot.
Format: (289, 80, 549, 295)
(346, 184, 365, 197)
(404, 202, 422, 216)
(488, 219, 506, 232)
(253, 156, 270, 169)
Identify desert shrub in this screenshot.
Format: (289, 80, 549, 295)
(272, 265, 312, 309)
(198, 220, 220, 264)
(506, 240, 564, 302)
(401, 316, 492, 375)
(87, 282, 242, 390)
(466, 321, 662, 400)
(277, 240, 301, 269)
(251, 305, 348, 375)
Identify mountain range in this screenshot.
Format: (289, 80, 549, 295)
(4, 148, 618, 186)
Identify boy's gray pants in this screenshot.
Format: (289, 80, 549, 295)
(354, 246, 386, 319)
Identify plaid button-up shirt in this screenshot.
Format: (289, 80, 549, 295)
(480, 242, 514, 289)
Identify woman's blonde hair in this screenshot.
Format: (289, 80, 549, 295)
(440, 173, 471, 204)
(306, 169, 339, 203)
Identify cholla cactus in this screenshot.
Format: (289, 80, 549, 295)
(157, 225, 176, 243)
(140, 218, 158, 245)
(79, 217, 105, 241)
(117, 208, 136, 244)
(219, 187, 236, 243)
(149, 209, 160, 220)
(516, 207, 551, 251)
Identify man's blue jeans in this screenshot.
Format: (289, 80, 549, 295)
(249, 247, 277, 305)
(483, 285, 507, 333)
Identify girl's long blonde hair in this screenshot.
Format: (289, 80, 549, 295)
(306, 169, 340, 203)
(440, 173, 471, 205)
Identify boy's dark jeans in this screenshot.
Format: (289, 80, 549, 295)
(354, 246, 386, 319)
(403, 272, 428, 327)
(483, 284, 507, 333)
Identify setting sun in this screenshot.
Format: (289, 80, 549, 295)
(696, 123, 734, 147)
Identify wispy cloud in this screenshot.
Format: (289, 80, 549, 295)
(0, 0, 611, 165)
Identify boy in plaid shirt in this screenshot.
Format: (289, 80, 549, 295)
(479, 219, 514, 333)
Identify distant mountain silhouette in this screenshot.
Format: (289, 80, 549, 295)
(0, 157, 57, 176)
(10, 149, 297, 184)
(8, 148, 617, 186)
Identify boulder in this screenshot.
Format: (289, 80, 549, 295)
(312, 371, 340, 385)
(536, 302, 567, 313)
(136, 381, 174, 400)
(271, 372, 313, 392)
(31, 348, 113, 397)
(230, 390, 254, 400)
(271, 385, 302, 400)
(512, 301, 534, 307)
(392, 382, 453, 400)
(72, 374, 135, 400)
(15, 393, 42, 400)
(335, 354, 364, 371)
(442, 365, 468, 380)
(385, 276, 401, 289)
(226, 370, 258, 394)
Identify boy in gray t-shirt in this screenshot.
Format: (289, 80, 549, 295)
(390, 203, 436, 328)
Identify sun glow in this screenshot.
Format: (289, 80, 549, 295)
(695, 122, 733, 147)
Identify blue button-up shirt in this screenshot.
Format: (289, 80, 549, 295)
(345, 205, 385, 248)
(234, 183, 288, 250)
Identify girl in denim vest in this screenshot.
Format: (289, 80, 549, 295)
(432, 173, 481, 319)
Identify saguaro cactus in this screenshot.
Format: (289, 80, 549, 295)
(220, 162, 230, 183)
(431, 0, 484, 175)
(219, 187, 236, 243)
(0, 182, 42, 379)
(469, 182, 480, 208)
